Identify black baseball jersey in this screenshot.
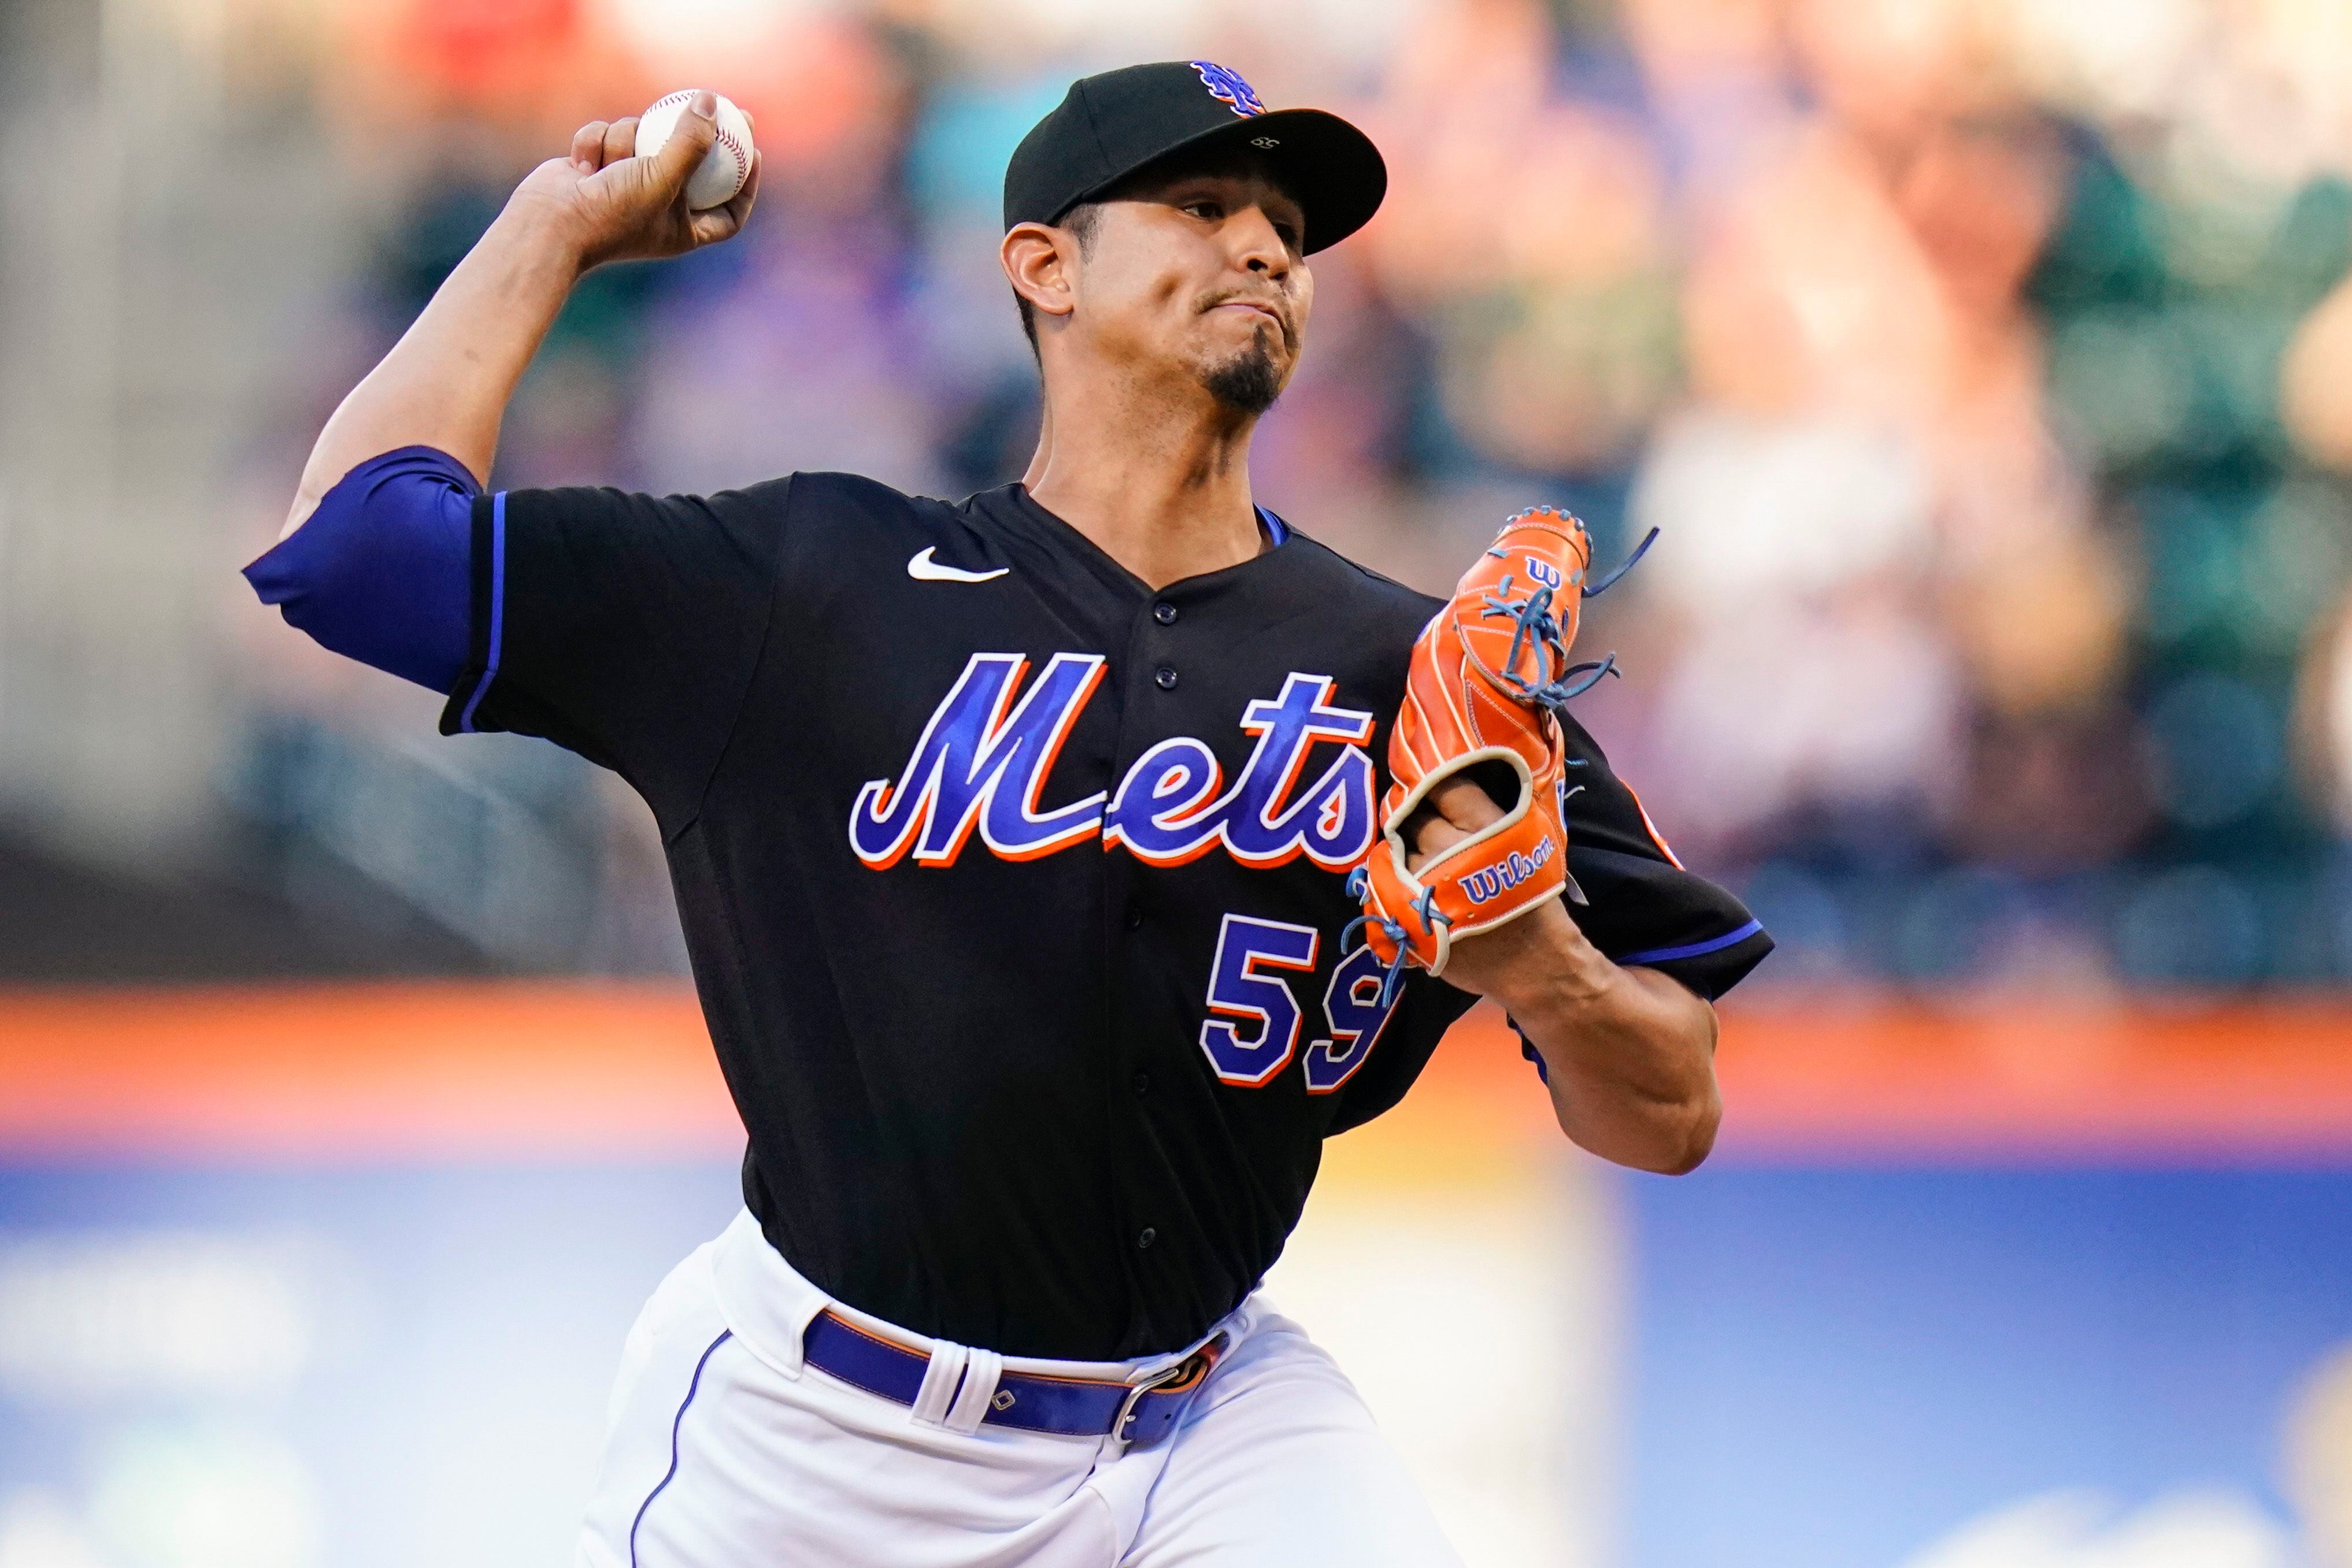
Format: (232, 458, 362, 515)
(439, 473, 1772, 1359)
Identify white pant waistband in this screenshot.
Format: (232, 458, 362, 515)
(708, 1209, 1246, 1436)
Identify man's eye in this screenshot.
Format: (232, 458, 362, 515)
(1183, 200, 1222, 219)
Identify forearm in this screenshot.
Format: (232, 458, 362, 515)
(280, 92, 756, 536)
(1461, 902, 1722, 1174)
(286, 205, 583, 536)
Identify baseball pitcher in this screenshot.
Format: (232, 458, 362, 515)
(247, 63, 1771, 1567)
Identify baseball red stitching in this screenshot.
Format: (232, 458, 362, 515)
(711, 127, 747, 190)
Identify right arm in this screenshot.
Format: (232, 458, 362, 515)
(249, 94, 784, 822)
(280, 92, 759, 539)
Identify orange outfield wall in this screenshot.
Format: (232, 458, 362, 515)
(0, 984, 2349, 1162)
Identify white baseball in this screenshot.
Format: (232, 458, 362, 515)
(634, 90, 754, 211)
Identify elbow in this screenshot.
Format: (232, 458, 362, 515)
(1655, 1090, 1720, 1175)
(1557, 1078, 1721, 1175)
(1635, 1082, 1721, 1177)
(1648, 994, 1723, 1174)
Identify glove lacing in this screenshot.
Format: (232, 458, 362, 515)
(1473, 526, 1656, 717)
(1341, 868, 1446, 1007)
(1341, 524, 1661, 1004)
(1478, 575, 1618, 712)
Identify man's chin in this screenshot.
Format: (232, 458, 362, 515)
(1200, 341, 1287, 416)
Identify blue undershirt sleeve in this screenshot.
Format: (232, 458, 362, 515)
(243, 445, 479, 694)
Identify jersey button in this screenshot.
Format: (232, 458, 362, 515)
(1124, 903, 1144, 931)
(1132, 1071, 1151, 1096)
(1136, 1227, 1158, 1250)
(1153, 602, 1178, 626)
(1154, 666, 1179, 690)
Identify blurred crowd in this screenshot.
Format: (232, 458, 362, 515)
(200, 0, 2352, 985)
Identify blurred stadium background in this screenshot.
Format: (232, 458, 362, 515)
(5, 0, 2352, 1562)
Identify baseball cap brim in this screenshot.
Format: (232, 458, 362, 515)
(1064, 107, 1387, 255)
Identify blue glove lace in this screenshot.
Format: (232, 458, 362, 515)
(1472, 528, 1657, 717)
(1342, 867, 1451, 1008)
(1340, 526, 1656, 1008)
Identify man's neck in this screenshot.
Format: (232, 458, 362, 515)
(1018, 372, 1265, 592)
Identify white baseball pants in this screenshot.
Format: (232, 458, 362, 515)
(577, 1210, 1463, 1567)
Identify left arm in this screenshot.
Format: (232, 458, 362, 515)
(1407, 779, 1721, 1174)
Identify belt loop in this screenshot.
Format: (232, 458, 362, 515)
(910, 1339, 970, 1428)
(773, 1293, 821, 1376)
(943, 1346, 1003, 1434)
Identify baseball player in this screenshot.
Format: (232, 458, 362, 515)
(247, 63, 1769, 1567)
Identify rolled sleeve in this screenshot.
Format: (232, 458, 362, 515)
(243, 446, 479, 693)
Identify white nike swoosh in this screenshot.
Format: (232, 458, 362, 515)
(908, 546, 1009, 584)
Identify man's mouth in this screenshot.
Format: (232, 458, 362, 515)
(1213, 299, 1284, 334)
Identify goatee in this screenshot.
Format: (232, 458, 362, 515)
(1202, 334, 1284, 416)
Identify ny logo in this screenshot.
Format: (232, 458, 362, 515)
(1190, 61, 1267, 117)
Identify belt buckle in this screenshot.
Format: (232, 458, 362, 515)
(1111, 1333, 1225, 1452)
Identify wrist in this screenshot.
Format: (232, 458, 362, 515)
(1434, 902, 1601, 1022)
(488, 192, 596, 283)
(1483, 905, 1617, 1030)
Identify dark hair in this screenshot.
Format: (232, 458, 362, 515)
(1015, 202, 1104, 361)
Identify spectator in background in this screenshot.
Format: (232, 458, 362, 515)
(212, 0, 2352, 987)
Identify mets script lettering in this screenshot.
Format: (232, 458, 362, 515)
(850, 657, 1377, 872)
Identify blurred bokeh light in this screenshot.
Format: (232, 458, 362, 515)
(12, 0, 2352, 986)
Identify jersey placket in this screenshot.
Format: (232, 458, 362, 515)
(1097, 582, 1221, 1351)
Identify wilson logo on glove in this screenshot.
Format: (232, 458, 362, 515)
(1460, 836, 1555, 906)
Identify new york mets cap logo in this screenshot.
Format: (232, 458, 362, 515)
(1191, 61, 1267, 117)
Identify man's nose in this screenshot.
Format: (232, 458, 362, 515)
(1233, 207, 1289, 277)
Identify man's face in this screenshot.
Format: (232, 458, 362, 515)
(1068, 164, 1313, 416)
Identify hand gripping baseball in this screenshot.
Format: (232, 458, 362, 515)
(1346, 506, 1646, 1000)
(512, 90, 762, 270)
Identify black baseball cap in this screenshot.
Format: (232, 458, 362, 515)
(1002, 61, 1387, 255)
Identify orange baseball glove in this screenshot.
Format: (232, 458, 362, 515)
(1345, 506, 1651, 1000)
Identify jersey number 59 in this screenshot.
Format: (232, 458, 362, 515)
(1197, 914, 1403, 1095)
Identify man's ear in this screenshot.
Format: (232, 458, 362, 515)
(1003, 221, 1077, 327)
